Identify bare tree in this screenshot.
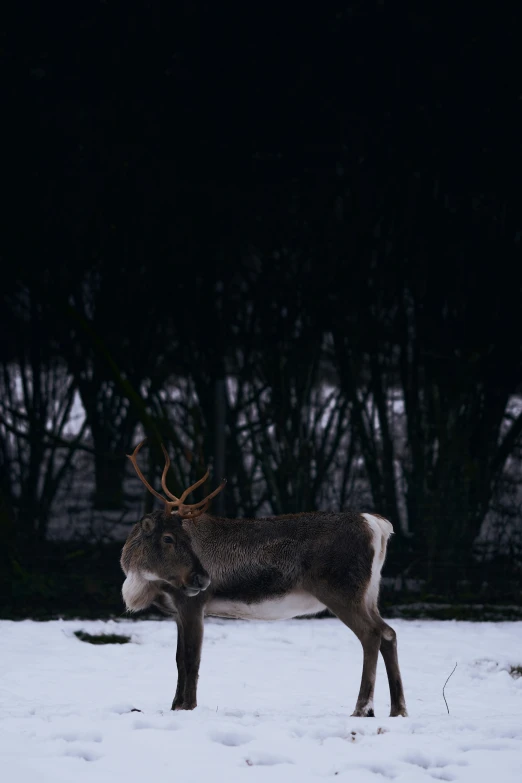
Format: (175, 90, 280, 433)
(0, 294, 88, 542)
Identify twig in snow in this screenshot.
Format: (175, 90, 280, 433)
(443, 662, 458, 714)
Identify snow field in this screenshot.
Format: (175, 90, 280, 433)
(1, 618, 522, 782)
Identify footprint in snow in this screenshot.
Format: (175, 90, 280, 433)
(403, 752, 457, 770)
(53, 731, 103, 744)
(403, 751, 466, 779)
(209, 729, 254, 746)
(244, 751, 294, 766)
(108, 703, 139, 714)
(460, 741, 513, 752)
(133, 718, 178, 731)
(358, 763, 396, 779)
(63, 746, 103, 762)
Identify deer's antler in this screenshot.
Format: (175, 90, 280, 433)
(127, 439, 226, 519)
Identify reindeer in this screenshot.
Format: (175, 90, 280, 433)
(120, 440, 407, 717)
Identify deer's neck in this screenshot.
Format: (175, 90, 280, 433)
(183, 515, 268, 588)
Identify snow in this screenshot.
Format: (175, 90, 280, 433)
(1, 617, 522, 782)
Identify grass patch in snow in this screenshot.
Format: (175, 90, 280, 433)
(74, 630, 131, 645)
(509, 665, 522, 680)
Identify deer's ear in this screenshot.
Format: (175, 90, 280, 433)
(141, 516, 156, 535)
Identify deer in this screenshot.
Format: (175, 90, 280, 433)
(120, 439, 407, 718)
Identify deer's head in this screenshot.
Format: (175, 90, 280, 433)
(120, 439, 226, 611)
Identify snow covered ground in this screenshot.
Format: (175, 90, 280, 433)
(1, 618, 522, 782)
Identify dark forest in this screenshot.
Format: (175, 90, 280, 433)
(2, 2, 522, 618)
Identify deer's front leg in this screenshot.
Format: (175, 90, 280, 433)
(171, 604, 204, 711)
(171, 620, 187, 710)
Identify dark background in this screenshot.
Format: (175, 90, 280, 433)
(2, 2, 522, 619)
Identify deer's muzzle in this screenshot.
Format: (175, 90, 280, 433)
(180, 572, 211, 597)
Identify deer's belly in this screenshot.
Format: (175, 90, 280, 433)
(205, 592, 326, 621)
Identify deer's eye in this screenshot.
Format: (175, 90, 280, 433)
(163, 535, 174, 544)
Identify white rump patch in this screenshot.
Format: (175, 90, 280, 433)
(206, 591, 326, 621)
(362, 513, 393, 611)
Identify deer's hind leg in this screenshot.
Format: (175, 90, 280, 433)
(316, 594, 382, 717)
(318, 591, 407, 717)
(378, 617, 407, 717)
